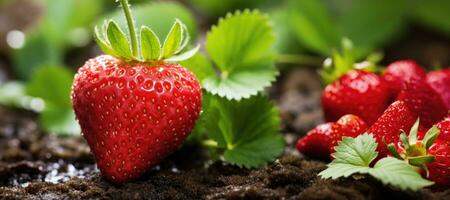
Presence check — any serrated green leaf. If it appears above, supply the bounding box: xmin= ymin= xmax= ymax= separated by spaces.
xmin=204 ymin=10 xmax=278 ymax=100
xmin=204 ymin=94 xmax=284 ymax=168
xmin=162 ymin=20 xmax=182 ymax=58
xmin=370 ymin=157 xmax=434 ymax=191
xmin=320 ymin=134 xmax=434 ymax=191
xmin=165 ymin=45 xmax=199 ymax=62
xmin=140 ymin=26 xmax=161 ymax=60
xmin=331 ymin=133 xmax=378 ymax=167
xmin=106 ymin=20 xmax=133 ymax=60
xmin=179 ymin=53 xmax=216 ymax=82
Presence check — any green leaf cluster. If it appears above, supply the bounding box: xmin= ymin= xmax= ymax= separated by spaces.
xmin=319 ymin=134 xmax=434 ymax=191
xmin=182 ymin=10 xmax=284 ymax=168
xmin=95 ymin=2 xmax=198 ymax=62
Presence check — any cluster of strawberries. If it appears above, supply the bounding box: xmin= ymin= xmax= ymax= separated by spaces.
xmin=296 ymin=60 xmax=450 ymax=186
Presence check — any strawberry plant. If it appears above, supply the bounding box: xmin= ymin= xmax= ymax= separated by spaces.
xmin=70 ymin=0 xmax=284 ymax=183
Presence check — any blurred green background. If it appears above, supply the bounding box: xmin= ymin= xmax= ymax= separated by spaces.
xmin=0 ymin=0 xmax=449 ymax=135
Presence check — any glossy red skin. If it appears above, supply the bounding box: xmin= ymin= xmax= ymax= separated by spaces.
xmin=426 ymin=140 xmax=450 ymax=187
xmin=72 ymin=55 xmax=202 ymax=183
xmin=296 ymin=123 xmax=336 ymax=160
xmin=382 ymin=60 xmax=426 ymax=99
xmin=321 ymin=70 xmax=390 ymax=126
xmin=436 ymin=117 xmax=450 ymax=142
xmin=397 ymin=77 xmax=447 ymax=128
xmin=329 ymin=114 xmax=368 ymax=154
xmin=427 ymin=69 xmax=450 ymax=110
xmin=367 ymin=101 xmax=418 ymax=158
xmin=296 ymin=115 xmax=367 ymax=160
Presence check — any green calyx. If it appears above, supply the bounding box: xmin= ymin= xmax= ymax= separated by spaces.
xmin=94 ymin=0 xmax=199 ymax=63
xmin=320 ymin=38 xmax=382 ymax=84
xmin=387 ymin=118 xmax=440 ymax=168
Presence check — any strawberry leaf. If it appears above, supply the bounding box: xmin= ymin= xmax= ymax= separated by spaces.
xmin=140 ymin=26 xmax=161 ymax=60
xmin=179 ymin=53 xmax=216 ymax=82
xmin=106 ymin=20 xmax=133 ymax=60
xmin=203 ymin=94 xmax=284 ymax=168
xmin=202 ymin=10 xmax=278 ymax=100
xmin=320 ymin=134 xmax=434 ymax=191
xmin=162 ymin=20 xmax=183 ymax=59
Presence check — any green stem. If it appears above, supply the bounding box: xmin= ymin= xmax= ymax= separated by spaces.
xmin=276 ymin=54 xmax=324 ymax=66
xmin=119 ymin=0 xmax=138 ymax=58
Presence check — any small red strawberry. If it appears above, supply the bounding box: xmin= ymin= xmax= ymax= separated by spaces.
xmin=427 ymin=69 xmax=450 ymax=109
xmin=321 ymin=70 xmax=390 ymax=125
xmin=296 ymin=114 xmax=367 ymax=160
xmin=296 ymin=123 xmax=336 ymax=160
xmin=329 ymin=114 xmax=368 ymax=154
xmin=367 ymin=101 xmax=418 ymax=158
xmin=436 ymin=117 xmax=450 ymax=142
xmin=72 ymin=0 xmax=201 ymax=183
xmin=382 ymin=60 xmax=426 ymax=98
xmin=387 ymin=120 xmax=450 ymax=187
xmin=397 ymin=77 xmax=447 ymax=128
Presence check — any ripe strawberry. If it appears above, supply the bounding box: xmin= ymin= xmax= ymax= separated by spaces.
xmin=72 ymin=1 xmax=201 ymax=183
xmin=296 ymin=123 xmax=336 ymax=160
xmin=329 ymin=114 xmax=368 ymax=154
xmin=427 ymin=69 xmax=450 ymax=109
xmin=321 ymin=70 xmax=390 ymax=125
xmin=382 ymin=60 xmax=426 ymax=98
xmin=436 ymin=117 xmax=450 ymax=142
xmin=397 ymin=77 xmax=447 ymax=128
xmin=387 ymin=120 xmax=450 ymax=187
xmin=367 ymin=101 xmax=417 ymax=158
xmin=296 ymin=114 xmax=367 ymax=160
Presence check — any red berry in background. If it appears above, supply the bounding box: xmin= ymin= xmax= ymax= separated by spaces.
xmin=397 ymin=77 xmax=447 ymax=128
xmin=71 ymin=0 xmax=202 ymax=184
xmin=296 ymin=123 xmax=336 ymax=160
xmin=367 ymin=101 xmax=417 ymax=158
xmin=436 ymin=117 xmax=450 ymax=142
xmin=296 ymin=114 xmax=367 ymax=160
xmin=72 ymin=56 xmax=201 ymax=183
xmin=426 ymin=140 xmax=450 ymax=187
xmin=427 ymin=69 xmax=450 ymax=109
xmin=382 ymin=60 xmax=426 ymax=99
xmin=329 ymin=114 xmax=368 ymax=154
xmin=321 ymin=70 xmax=390 ymax=126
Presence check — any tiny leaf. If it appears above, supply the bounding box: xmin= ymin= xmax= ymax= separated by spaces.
xmin=409 ymin=118 xmax=420 ymax=145
xmin=162 ymin=19 xmax=182 ymax=58
xmin=408 ymin=155 xmax=436 ymax=166
xmin=140 ymin=26 xmax=161 ymax=60
xmin=94 ymin=25 xmax=120 ymax=57
xmin=106 ymin=20 xmax=133 ymax=59
xmin=422 ymin=126 xmax=440 ymax=150
xmin=331 ymin=133 xmax=378 ymax=167
xmin=165 ymin=44 xmax=199 ymax=62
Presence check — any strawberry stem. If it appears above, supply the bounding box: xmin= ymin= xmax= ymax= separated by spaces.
xmin=119 ymin=0 xmax=138 ymax=58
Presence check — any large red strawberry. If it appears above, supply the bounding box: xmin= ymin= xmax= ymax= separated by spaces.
xmin=367 ymin=101 xmax=417 ymax=158
xmin=72 ymin=1 xmax=201 ymax=183
xmin=387 ymin=120 xmax=450 ymax=187
xmin=382 ymin=60 xmax=426 ymax=99
xmin=427 ymin=69 xmax=450 ymax=109
xmin=321 ymin=70 xmax=390 ymax=125
xmin=397 ymin=77 xmax=447 ymax=128
xmin=296 ymin=114 xmax=367 ymax=160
